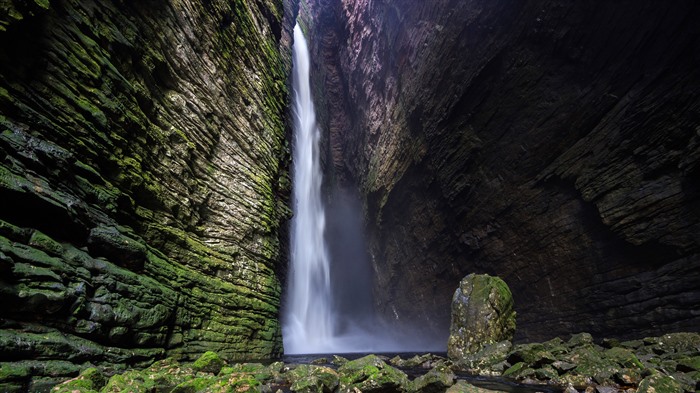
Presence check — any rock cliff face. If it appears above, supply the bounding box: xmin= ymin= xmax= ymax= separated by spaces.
xmin=0 ymin=0 xmax=295 ymax=389
xmin=303 ymin=0 xmax=700 ymax=342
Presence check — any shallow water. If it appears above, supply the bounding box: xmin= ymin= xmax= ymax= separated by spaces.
xmin=282 ymin=353 xmax=564 ymax=393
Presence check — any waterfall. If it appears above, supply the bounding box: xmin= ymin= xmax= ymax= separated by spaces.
xmin=283 ymin=23 xmax=445 ymax=355
xmin=283 ymin=24 xmax=334 ymax=354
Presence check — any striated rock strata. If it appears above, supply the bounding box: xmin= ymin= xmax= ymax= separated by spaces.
xmin=0 ymin=0 xmax=296 ymax=390
xmin=303 ymin=0 xmax=700 ymax=342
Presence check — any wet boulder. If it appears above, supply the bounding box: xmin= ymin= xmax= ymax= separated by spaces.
xmin=287 ymin=364 xmax=339 ymax=393
xmin=337 ymin=354 xmax=409 ymax=393
xmin=192 ymin=351 xmax=225 ymax=374
xmin=447 ymin=274 xmax=516 ymax=360
xmin=636 ymin=373 xmax=683 ymax=393
xmin=409 ymin=364 xmax=455 ymax=393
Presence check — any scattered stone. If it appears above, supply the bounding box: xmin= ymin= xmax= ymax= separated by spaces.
xmin=602 ymin=338 xmax=621 ymax=349
xmin=287 ymin=364 xmax=339 ymax=393
xmin=595 ymin=386 xmax=617 ymax=393
xmin=636 ymin=373 xmax=683 ymax=393
xmin=447 ymin=274 xmax=516 ymax=360
xmin=311 ymin=357 xmax=329 ymax=365
xmin=43 ymin=332 xmax=700 ymax=393
xmin=445 ymin=380 xmax=507 ymax=393
xmin=676 ymin=356 xmax=700 ymax=372
xmin=390 ymin=353 xmax=434 ymax=368
xmin=563 ymin=383 xmax=578 ymax=393
xmin=553 ymin=360 xmax=577 ymax=373
xmin=534 ymin=365 xmax=558 ymax=380
xmin=409 ymin=365 xmax=455 ymax=393
xmin=331 ymin=355 xmax=349 ymax=366
xmin=337 ymin=354 xmax=409 ymax=393
xmin=507 ymin=342 xmax=556 ymax=368
xmin=568 ymin=332 xmax=595 ymax=347
xmin=50 ymin=367 xmax=104 ymax=393
xmin=192 ymin=351 xmax=225 ymax=374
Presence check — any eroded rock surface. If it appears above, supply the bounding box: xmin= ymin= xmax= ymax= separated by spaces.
xmin=447 ymin=274 xmax=516 ymax=360
xmin=302 ymin=0 xmax=700 ymax=341
xmin=0 ymin=0 xmax=296 ymax=389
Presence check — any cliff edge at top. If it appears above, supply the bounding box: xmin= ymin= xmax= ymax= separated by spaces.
xmin=304 ymin=0 xmax=700 ymax=342
xmin=0 ymin=0 xmax=296 ymax=390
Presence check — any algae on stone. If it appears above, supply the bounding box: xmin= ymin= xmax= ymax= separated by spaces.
xmin=447 ymin=274 xmax=516 ymax=360
xmin=0 ymin=0 xmax=295 ymax=386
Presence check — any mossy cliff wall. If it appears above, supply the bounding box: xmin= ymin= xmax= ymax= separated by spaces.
xmin=304 ymin=0 xmax=700 ymax=342
xmin=0 ymin=0 xmax=296 ymax=389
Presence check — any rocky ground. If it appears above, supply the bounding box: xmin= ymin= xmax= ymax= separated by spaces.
xmin=46 ymin=332 xmax=699 ymax=393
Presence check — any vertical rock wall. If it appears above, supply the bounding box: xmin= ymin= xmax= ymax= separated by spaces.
xmin=304 ymin=0 xmax=700 ymax=342
xmin=0 ymin=0 xmax=296 ymax=389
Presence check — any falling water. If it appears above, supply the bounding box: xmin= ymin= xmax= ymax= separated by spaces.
xmin=284 ymin=24 xmax=446 ymax=354
xmin=284 ymin=24 xmax=334 ymax=354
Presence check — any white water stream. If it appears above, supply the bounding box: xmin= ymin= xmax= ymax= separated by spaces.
xmin=283 ymin=23 xmax=445 ymax=355
xmin=283 ymin=24 xmax=334 ymax=354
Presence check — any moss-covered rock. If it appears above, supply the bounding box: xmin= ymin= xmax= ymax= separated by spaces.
xmin=448 ymin=274 xmax=516 ymax=360
xmin=636 ymin=373 xmax=683 ymax=393
xmin=454 ymin=340 xmax=512 ymax=375
xmin=287 ymin=364 xmax=340 ymax=393
xmin=409 ymin=365 xmax=455 ymax=393
xmin=337 ymin=354 xmax=409 ymax=393
xmin=50 ymin=367 xmax=104 ymax=393
xmin=445 ymin=380 xmax=507 ymax=393
xmin=192 ymin=351 xmax=225 ymax=375
xmin=507 ymin=343 xmax=556 ymax=368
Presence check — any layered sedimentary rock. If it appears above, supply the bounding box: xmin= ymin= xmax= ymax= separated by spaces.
xmin=0 ymin=0 xmax=295 ymax=389
xmin=303 ymin=0 xmax=700 ymax=342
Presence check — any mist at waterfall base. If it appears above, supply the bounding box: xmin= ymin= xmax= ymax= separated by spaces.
xmin=283 ymin=24 xmax=445 ymax=355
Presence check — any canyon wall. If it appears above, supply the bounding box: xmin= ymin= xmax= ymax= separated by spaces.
xmin=0 ymin=0 xmax=295 ymax=390
xmin=304 ymin=0 xmax=700 ymax=342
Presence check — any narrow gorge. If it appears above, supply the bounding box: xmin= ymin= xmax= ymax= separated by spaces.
xmin=1 ymin=0 xmax=699 ymax=392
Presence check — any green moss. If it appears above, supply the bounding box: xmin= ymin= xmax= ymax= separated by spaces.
xmin=171 ymin=376 xmax=217 ymax=393
xmin=0 ymin=0 xmax=289 ymax=378
xmin=604 ymin=347 xmax=644 ymax=369
xmin=28 ymin=230 xmax=63 ymax=256
xmin=288 ymin=364 xmax=339 ymax=393
xmin=0 ymin=219 xmax=30 ymax=242
xmin=192 ymin=351 xmax=225 ymax=374
xmin=102 ymin=370 xmax=149 ymax=393
xmin=0 ymin=363 xmax=31 ymax=381
xmin=503 ymin=362 xmax=526 ymax=378
xmin=34 ymin=0 xmax=50 ymax=11
xmin=637 ymin=373 xmax=683 ymax=393
xmin=410 ymin=366 xmax=455 ymax=393
xmin=51 ymin=367 xmax=104 ymax=393
xmin=338 ymin=355 xmax=409 ymax=392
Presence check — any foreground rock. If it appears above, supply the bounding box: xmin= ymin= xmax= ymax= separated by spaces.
xmin=447 ymin=274 xmax=516 ymax=369
xmin=50 ymin=353 xmax=491 ymax=393
xmin=48 ymin=333 xmax=700 ymax=393
xmin=456 ymin=332 xmax=700 ymax=393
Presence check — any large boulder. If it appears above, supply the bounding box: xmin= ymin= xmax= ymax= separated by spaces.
xmin=447 ymin=274 xmax=516 ymax=360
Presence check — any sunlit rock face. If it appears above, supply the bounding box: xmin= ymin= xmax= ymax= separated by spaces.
xmin=0 ymin=0 xmax=295 ymax=388
xmin=303 ymin=0 xmax=700 ymax=342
